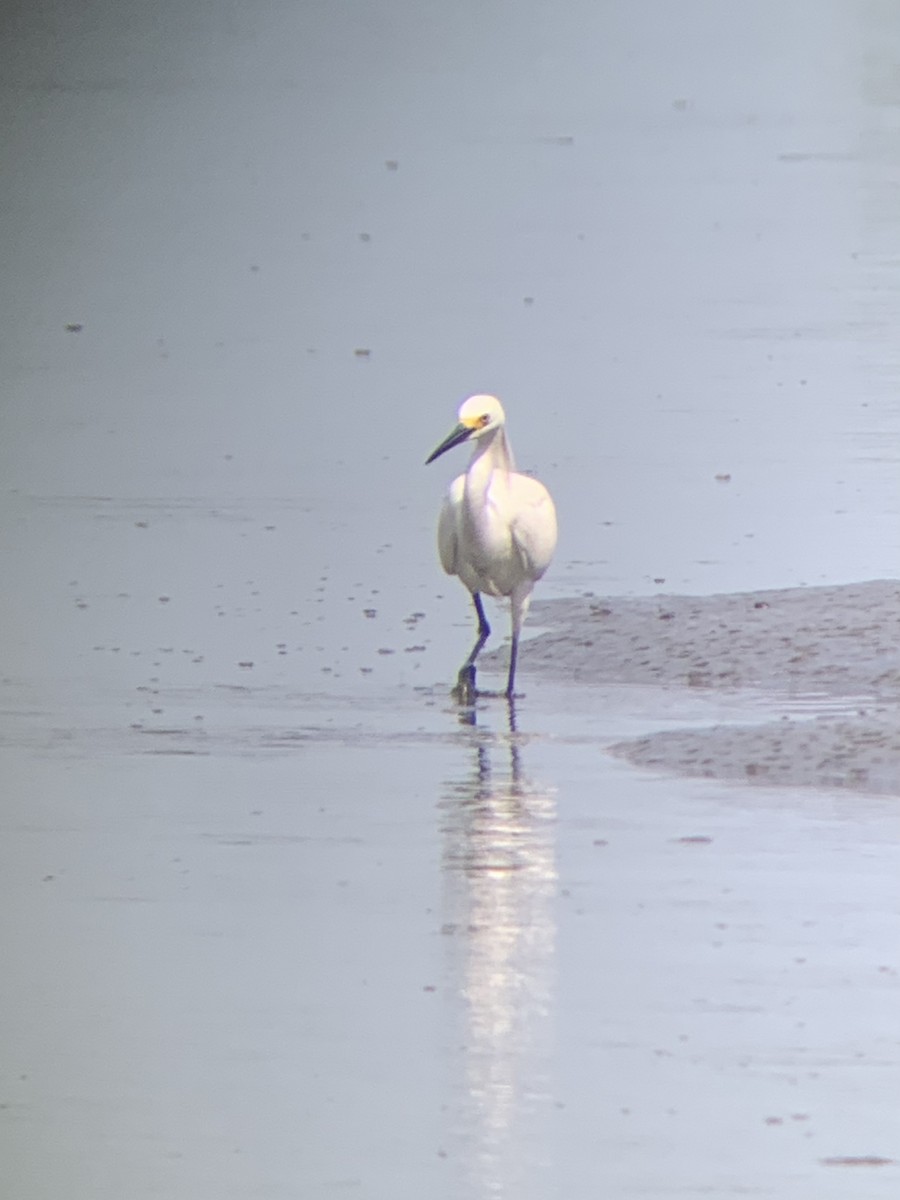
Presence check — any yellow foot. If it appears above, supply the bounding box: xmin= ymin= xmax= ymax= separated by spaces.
xmin=453 ymin=665 xmax=477 ymax=706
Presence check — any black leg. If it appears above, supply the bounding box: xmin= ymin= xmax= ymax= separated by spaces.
xmin=454 ymin=593 xmax=490 ymax=704
xmin=505 ymin=631 xmax=519 ymax=699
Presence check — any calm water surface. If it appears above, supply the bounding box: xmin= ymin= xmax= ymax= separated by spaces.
xmin=2 ymin=2 xmax=899 ymax=1196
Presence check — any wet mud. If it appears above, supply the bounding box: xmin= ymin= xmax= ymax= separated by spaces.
xmin=508 ymin=580 xmax=900 ymax=794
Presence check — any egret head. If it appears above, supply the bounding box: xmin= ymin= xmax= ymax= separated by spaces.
xmin=426 ymin=394 xmax=506 ymax=464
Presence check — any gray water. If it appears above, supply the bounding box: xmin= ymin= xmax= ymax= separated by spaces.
xmin=2 ymin=2 xmax=899 ymax=1196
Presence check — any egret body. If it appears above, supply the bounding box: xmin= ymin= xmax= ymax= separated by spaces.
xmin=426 ymin=394 xmax=557 ymax=703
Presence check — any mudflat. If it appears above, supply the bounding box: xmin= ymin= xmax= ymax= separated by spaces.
xmin=517 ymin=581 xmax=900 ymax=794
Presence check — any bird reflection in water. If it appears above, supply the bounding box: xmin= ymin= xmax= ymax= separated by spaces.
xmin=439 ymin=699 xmax=557 ymax=1198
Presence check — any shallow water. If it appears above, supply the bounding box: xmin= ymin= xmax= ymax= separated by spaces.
xmin=2 ymin=1 xmax=900 ymax=1196
xmin=4 ymin=668 xmax=900 ymax=1198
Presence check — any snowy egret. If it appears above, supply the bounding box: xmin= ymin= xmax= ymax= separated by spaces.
xmin=426 ymin=394 xmax=557 ymax=703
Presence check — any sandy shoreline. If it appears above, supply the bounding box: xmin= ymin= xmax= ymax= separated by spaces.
xmin=508 ymin=581 xmax=900 ymax=795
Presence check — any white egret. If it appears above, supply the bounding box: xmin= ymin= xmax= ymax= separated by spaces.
xmin=426 ymin=394 xmax=557 ymax=703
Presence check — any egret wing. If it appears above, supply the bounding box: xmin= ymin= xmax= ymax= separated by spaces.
xmin=436 ymin=475 xmax=465 ymax=577
xmin=509 ymin=476 xmax=557 ymax=580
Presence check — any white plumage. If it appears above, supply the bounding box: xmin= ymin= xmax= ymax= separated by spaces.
xmin=427 ymin=394 xmax=557 ymax=702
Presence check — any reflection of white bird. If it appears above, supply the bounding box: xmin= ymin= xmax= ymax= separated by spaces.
xmin=426 ymin=394 xmax=557 ymax=703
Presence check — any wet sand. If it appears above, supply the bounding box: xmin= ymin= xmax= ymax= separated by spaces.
xmin=504 ymin=581 xmax=900 ymax=794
